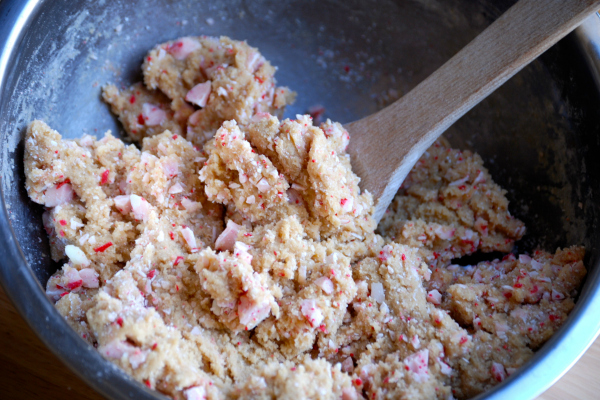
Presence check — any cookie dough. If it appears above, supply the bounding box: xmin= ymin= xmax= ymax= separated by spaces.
xmin=24 ymin=36 xmax=586 ymax=400
xmin=103 ymin=36 xmax=296 ymax=146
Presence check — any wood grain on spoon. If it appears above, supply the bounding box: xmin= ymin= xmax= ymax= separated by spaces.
xmin=346 ymin=0 xmax=600 ymax=222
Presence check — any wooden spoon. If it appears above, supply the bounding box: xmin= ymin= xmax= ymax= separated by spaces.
xmin=346 ymin=0 xmax=600 ymax=222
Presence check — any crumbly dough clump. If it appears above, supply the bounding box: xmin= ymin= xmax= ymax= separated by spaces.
xmin=25 ymin=36 xmax=586 ymax=400
xmin=103 ymin=36 xmax=296 ymax=146
xmin=378 ymin=138 xmax=526 ymax=267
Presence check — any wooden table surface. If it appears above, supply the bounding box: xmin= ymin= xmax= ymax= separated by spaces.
xmin=0 ymin=285 xmax=597 ymax=400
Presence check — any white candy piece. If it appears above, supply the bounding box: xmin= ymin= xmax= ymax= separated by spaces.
xmin=217 ymin=86 xmax=228 ymax=97
xmin=552 ymin=289 xmax=565 ymax=300
xmin=130 ymin=194 xmax=151 ymax=221
xmin=378 ymin=245 xmax=393 ymax=262
xmin=65 ymin=245 xmax=90 ymax=267
xmin=98 ymin=340 xmax=133 ymax=359
xmin=411 ymin=335 xmax=421 ymax=349
xmin=191 ymin=326 xmax=202 ymax=335
xmin=371 ymin=282 xmax=385 ymax=303
xmin=473 ymin=170 xmax=486 ymax=184
xmin=79 ymin=268 xmax=99 ymax=288
xmin=426 ymin=289 xmax=442 ymax=305
xmin=439 ymin=359 xmax=452 ymax=376
xmin=341 ymin=388 xmax=358 ymax=400
xmin=531 ymin=259 xmax=544 ymax=270
xmin=79 ymin=135 xmax=94 ymax=147
xmin=46 ymin=276 xmax=67 ymax=302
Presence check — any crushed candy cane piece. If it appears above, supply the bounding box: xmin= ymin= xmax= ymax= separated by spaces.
xmin=552 ymin=289 xmax=565 ymax=300
xmin=180 ymin=227 xmax=198 ymax=252
xmin=238 ymin=294 xmax=271 ymax=329
xmin=130 ymin=194 xmax=151 ymax=221
xmin=128 ymin=349 xmax=149 ymax=369
xmin=491 ymin=362 xmax=506 ymax=382
xmin=301 ymin=299 xmax=324 ymax=327
xmin=181 ymin=198 xmax=202 ymax=212
xmin=341 ymin=357 xmax=354 ymax=373
xmin=186 ymin=81 xmax=212 ymax=107
xmin=167 ymin=37 xmax=200 ymax=60
xmin=371 ymin=282 xmax=385 ymax=303
xmin=434 ymin=225 xmax=456 ymax=240
xmin=168 ymin=182 xmax=184 ymax=194
xmin=251 ymin=112 xmax=271 ymax=122
xmin=449 ymin=176 xmax=469 ymax=186
xmin=439 ymin=359 xmax=452 ymax=375
xmin=65 ymin=245 xmax=90 ymax=267
xmin=404 ymin=349 xmax=430 ymax=382
xmin=188 ymin=109 xmax=203 ymax=126
xmin=79 ymin=268 xmax=99 ymax=288
xmin=215 ymin=220 xmax=240 ymax=251
xmin=44 ymin=183 xmax=74 ymax=207
xmin=94 ymin=242 xmax=113 ymax=253
xmin=141 ymin=103 xmax=166 ymax=126
xmin=314 ymin=277 xmax=334 ymax=294
xmin=64 ymin=267 xmax=83 ymax=290
xmin=256 ymin=177 xmax=270 ymax=193
xmin=341 ymin=196 xmax=354 ymax=213
xmin=519 ymin=254 xmax=532 ymax=264
xmin=246 ymin=51 xmax=265 ymax=72
xmin=114 ymin=195 xmax=132 ymax=214
xmin=234 ymin=241 xmax=253 ymax=264
xmin=426 ymin=289 xmax=442 ymax=305
xmin=184 ymin=386 xmax=207 ymax=400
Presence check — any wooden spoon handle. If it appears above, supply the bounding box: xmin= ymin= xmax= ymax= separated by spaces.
xmin=346 ymin=0 xmax=600 ymax=222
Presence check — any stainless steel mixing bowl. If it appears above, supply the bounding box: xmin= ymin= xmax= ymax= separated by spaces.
xmin=1 ymin=1 xmax=599 ymax=399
